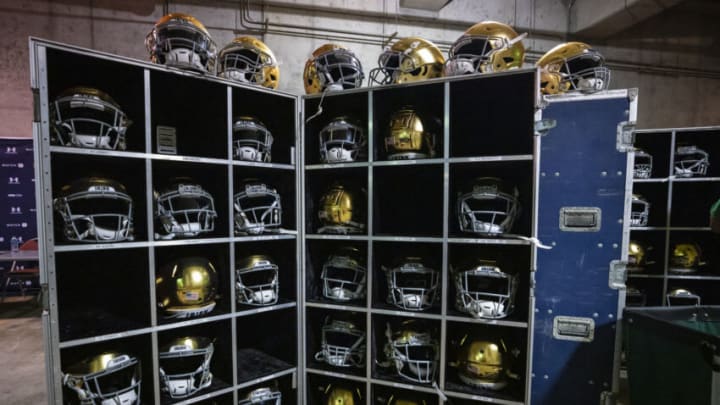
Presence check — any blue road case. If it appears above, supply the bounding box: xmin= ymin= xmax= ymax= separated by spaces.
xmin=531 ymin=90 xmax=637 ymax=404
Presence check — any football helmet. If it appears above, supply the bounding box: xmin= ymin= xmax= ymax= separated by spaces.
xmin=156 ymin=257 xmax=218 ymax=319
xmin=444 ymin=21 xmax=526 ymax=76
xmin=383 ymin=320 xmax=439 ymax=383
xmin=627 ymin=240 xmax=652 ymax=272
xmin=385 ymin=107 xmax=436 ymax=160
xmin=454 ymin=337 xmax=509 ymax=390
xmin=234 ymin=180 xmax=282 ymax=235
xmin=155 ymin=178 xmax=217 ymax=240
xmin=159 ymin=336 xmax=214 ymax=399
xmin=319 ymin=117 xmax=366 ymax=163
xmin=54 ymin=177 xmax=134 ymax=243
xmin=630 ymin=194 xmax=650 ymax=227
xmin=669 ymin=243 xmax=705 ymax=274
xmin=321 ymin=247 xmax=367 ymax=302
xmin=314 ymin=317 xmax=366 ymax=368
xmin=386 ymin=395 xmax=427 ymax=405
xmin=233 ymin=116 xmax=274 ymax=162
xmin=145 ymin=12 xmax=216 ymax=72
xmin=236 ymin=255 xmax=279 ymax=306
xmin=536 ymin=42 xmax=610 ymax=95
xmin=317 ymin=183 xmax=365 ymax=234
xmin=304 ymin=43 xmax=364 ymax=94
xmin=369 ymin=37 xmax=444 ymax=86
xmin=666 ymin=288 xmax=701 ymax=306
xmin=457 ymin=177 xmax=520 ymax=235
xmin=453 ymin=260 xmax=517 ymax=319
xmin=63 ymin=352 xmax=141 ymax=405
xmin=674 ymin=145 xmax=709 ymax=177
xmin=239 ymin=384 xmax=282 ymax=405
xmin=217 ymin=36 xmax=279 ymax=89
xmin=322 ymin=384 xmax=362 ymax=405
xmin=50 ymin=87 xmax=131 ymax=150
xmin=633 ymin=149 xmax=653 ymax=179
xmin=383 ymin=257 xmax=439 ymax=311
xmin=625 ymin=285 xmax=647 ymax=307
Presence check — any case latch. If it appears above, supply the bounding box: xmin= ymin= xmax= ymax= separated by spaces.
xmin=553 ymin=316 xmax=595 ymax=342
xmin=559 ymin=207 xmax=601 ymax=232
xmin=534 ymin=118 xmax=556 ymax=137
xmin=616 ymin=121 xmax=636 ymax=152
xmin=609 ymin=260 xmax=627 ymax=290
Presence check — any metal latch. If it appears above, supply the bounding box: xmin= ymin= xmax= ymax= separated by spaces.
xmin=609 ymin=260 xmax=627 ymax=290
xmin=559 ymin=207 xmax=601 ymax=232
xmin=534 ymin=118 xmax=557 ymax=137
xmin=616 ymin=121 xmax=636 ymax=152
xmin=553 ymin=316 xmax=595 ymax=342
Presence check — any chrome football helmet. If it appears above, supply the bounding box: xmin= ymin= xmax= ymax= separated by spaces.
xmin=453 ymin=260 xmax=517 ymax=319
xmin=369 ymin=37 xmax=445 ymax=86
xmin=444 ymin=21 xmax=526 ymax=76
xmin=458 ymin=177 xmax=520 ymax=235
xmin=633 ymin=149 xmax=653 ymax=179
xmin=317 ymin=183 xmax=365 ymax=234
xmin=303 ymin=43 xmax=364 ymax=94
xmin=156 ymin=257 xmax=218 ymax=319
xmin=321 ymin=247 xmax=366 ymax=302
xmin=236 ymin=255 xmax=279 ymax=306
xmin=155 ymin=179 xmax=217 ymax=240
xmin=234 ymin=180 xmax=282 ymax=235
xmin=630 ymin=194 xmax=650 ymax=227
xmin=319 ymin=117 xmax=366 ymax=163
xmin=314 ymin=317 xmax=366 ymax=368
xmin=383 ymin=257 xmax=439 ymax=311
xmin=233 ymin=116 xmax=274 ymax=162
xmin=383 ymin=321 xmax=439 ymax=383
xmin=666 ymin=288 xmax=701 ymax=306
xmin=50 ymin=87 xmax=131 ymax=150
xmin=145 ymin=12 xmax=217 ymax=72
xmin=536 ymin=42 xmax=610 ymax=95
xmin=54 ymin=177 xmax=134 ymax=243
xmin=63 ymin=352 xmax=141 ymax=405
xmin=217 ymin=36 xmax=279 ymax=89
xmin=159 ymin=336 xmax=214 ymax=399
xmin=239 ymin=384 xmax=282 ymax=405
xmin=674 ymin=145 xmax=709 ymax=177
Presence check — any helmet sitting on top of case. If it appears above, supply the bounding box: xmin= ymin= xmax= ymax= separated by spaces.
xmin=303 ymin=43 xmax=364 ymax=94
xmin=536 ymin=42 xmax=610 ymax=95
xmin=62 ymin=351 xmax=142 ymax=405
xmin=145 ymin=13 xmax=217 ymax=73
xmin=217 ymin=36 xmax=279 ymax=89
xmin=53 ymin=177 xmax=135 ymax=243
xmin=159 ymin=336 xmax=214 ymax=399
xmin=50 ymin=87 xmax=132 ymax=151
xmin=444 ymin=21 xmax=526 ymax=76
xmin=369 ymin=37 xmax=445 ymax=86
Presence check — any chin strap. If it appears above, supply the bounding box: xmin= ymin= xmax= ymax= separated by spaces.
xmin=305 ymin=88 xmax=330 ymax=124
xmin=432 ymin=381 xmax=448 ymax=402
xmin=507 ymin=234 xmax=553 ymax=250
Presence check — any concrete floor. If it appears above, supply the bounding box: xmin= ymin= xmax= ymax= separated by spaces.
xmin=0 ymin=297 xmax=47 ymax=404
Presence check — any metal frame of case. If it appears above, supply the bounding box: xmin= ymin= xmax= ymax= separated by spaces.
xmin=30 ymin=38 xmax=303 ymax=405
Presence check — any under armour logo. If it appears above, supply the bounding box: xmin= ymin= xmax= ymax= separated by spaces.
xmin=8 ymin=177 xmax=19 ymax=184
xmin=5 ymin=146 xmax=17 ymax=154
xmin=10 ymin=207 xmax=22 ymax=214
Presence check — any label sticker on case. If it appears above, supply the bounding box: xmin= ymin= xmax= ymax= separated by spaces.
xmin=156 ymin=126 xmax=177 ymax=155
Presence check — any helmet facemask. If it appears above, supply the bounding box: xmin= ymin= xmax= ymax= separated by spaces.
xmin=63 ymin=353 xmax=142 ymax=405
xmin=236 ymin=258 xmax=279 ymax=306
xmin=233 ymin=118 xmax=274 ymax=162
xmin=555 ymin=49 xmax=610 ymax=94
xmin=384 ymin=261 xmax=439 ymax=311
xmin=319 ymin=119 xmax=366 ymax=163
xmin=314 ymin=319 xmax=366 ymax=367
xmin=385 ymin=324 xmax=438 ymax=383
xmin=312 ymin=49 xmax=364 ymax=91
xmin=630 ymin=195 xmax=650 ymax=227
xmin=321 ymin=254 xmax=366 ymax=302
xmin=145 ymin=17 xmax=216 ymax=72
xmin=625 ymin=286 xmax=647 ymax=307
xmin=54 ymin=184 xmax=134 ymax=243
xmin=219 ymin=47 xmax=274 ymax=84
xmin=458 ymin=182 xmax=520 ymax=235
xmin=633 ymin=149 xmax=653 ymax=179
xmin=445 ymin=34 xmax=525 ymax=76
xmin=454 ymin=265 xmax=517 ymax=319
xmin=234 ymin=183 xmax=282 ymax=235
xmin=155 ymin=183 xmax=217 ymax=239
xmin=159 ymin=339 xmax=214 ymax=399
xmin=51 ymin=91 xmax=129 ymax=150
xmin=239 ymin=386 xmax=282 ymax=405
xmin=674 ymin=145 xmax=709 ymax=177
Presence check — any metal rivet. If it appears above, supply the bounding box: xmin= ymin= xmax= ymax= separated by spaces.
xmin=598 ymin=243 xmax=603 ymax=248
xmin=617 ymin=171 xmax=623 ymax=176
xmin=601 ymin=171 xmax=607 ymax=176
xmin=544 ymin=375 xmax=549 ymax=380
xmin=593 ymin=312 xmax=599 ymax=318
xmin=554 ymin=172 xmax=560 ymax=177
xmin=618 ymin=218 xmax=623 ymax=224
xmin=612 ymin=243 xmax=618 ymax=249
xmin=609 ymin=314 xmax=614 ymax=319
xmin=547 ymin=309 xmax=553 ymax=314
xmin=541 ymin=172 xmax=546 ymax=176
xmin=551 ymin=241 xmax=557 ymax=246
xmin=589 ymin=380 xmax=595 ymax=385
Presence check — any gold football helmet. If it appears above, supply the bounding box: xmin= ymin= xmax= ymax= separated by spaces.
xmin=159 ymin=336 xmax=214 ymax=398
xmin=387 ymin=395 xmax=427 ymax=405
xmin=156 ymin=257 xmax=218 ymax=319
xmin=217 ymin=36 xmax=279 ymax=89
xmin=669 ymin=243 xmax=704 ymax=274
xmin=536 ymin=42 xmax=610 ymax=95
xmin=627 ymin=240 xmax=651 ymax=272
xmin=304 ymin=43 xmax=364 ymax=94
xmin=454 ymin=337 xmax=510 ymax=390
xmin=369 ymin=37 xmax=445 ymax=85
xmin=445 ymin=21 xmax=526 ymax=76
xmin=236 ymin=254 xmax=279 ymax=306
xmin=63 ymin=352 xmax=141 ymax=404
xmin=385 ymin=107 xmax=436 ymax=160
xmin=317 ymin=183 xmax=365 ymax=234
xmin=322 ymin=384 xmax=362 ymax=405
xmin=145 ymin=12 xmax=217 ymax=72
xmin=383 ymin=320 xmax=439 ymax=383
